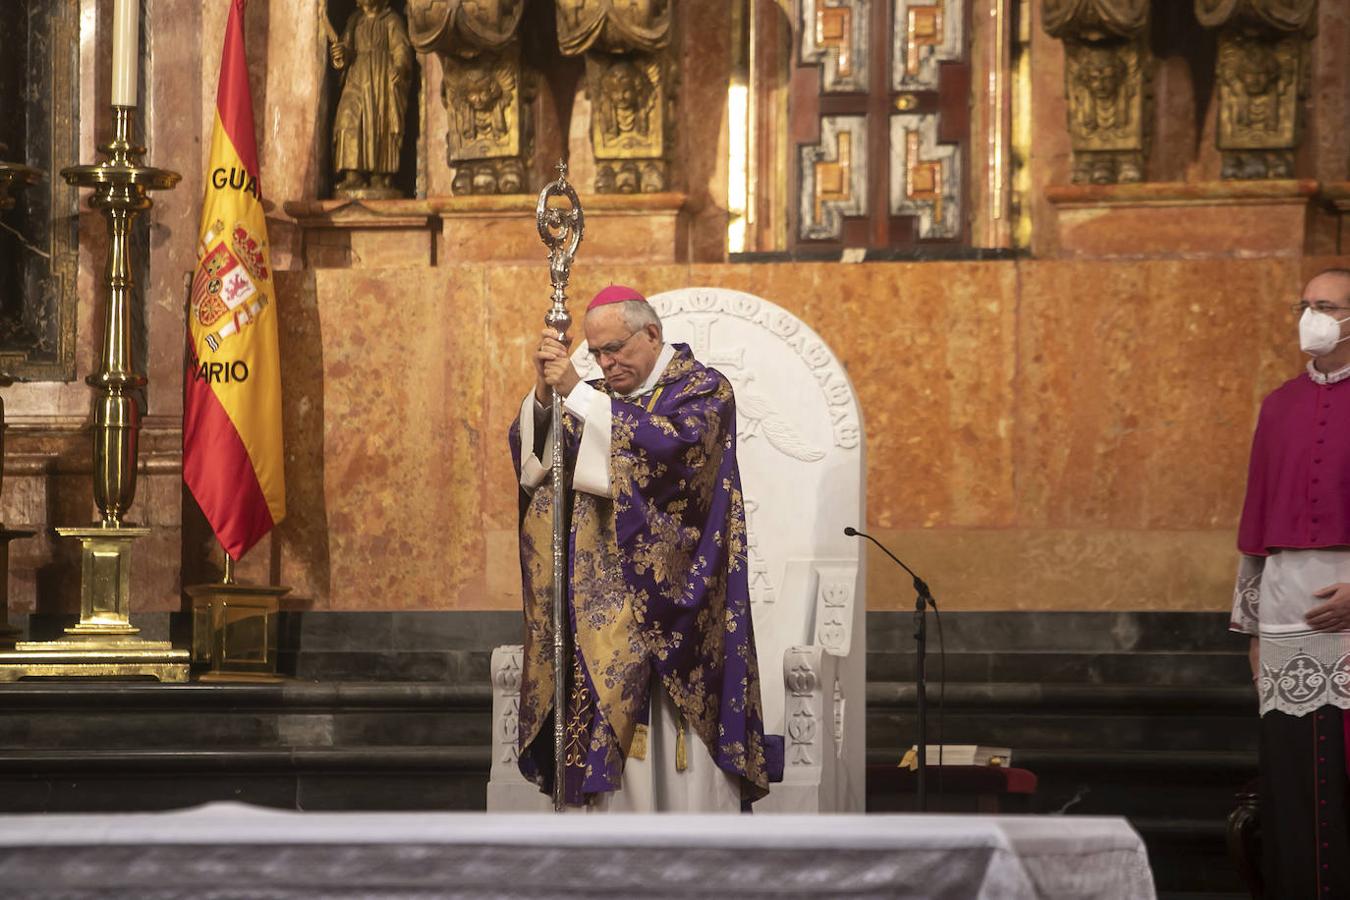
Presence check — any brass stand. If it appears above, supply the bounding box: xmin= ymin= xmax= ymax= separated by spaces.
xmin=188 ymin=559 xmax=289 ymax=683
xmin=0 ymin=105 xmax=187 ymax=681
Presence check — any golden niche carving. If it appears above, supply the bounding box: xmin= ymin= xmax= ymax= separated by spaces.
xmin=326 ymin=0 xmax=416 ymax=199
xmin=557 ymin=0 xmax=675 ymax=193
xmin=408 ymin=0 xmax=533 ymax=194
xmin=1042 ymin=0 xmax=1150 ymax=185
xmin=1196 ymin=0 xmax=1316 ymax=180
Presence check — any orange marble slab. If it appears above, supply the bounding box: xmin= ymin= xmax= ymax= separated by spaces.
xmin=1014 ymin=257 xmax=1302 ymax=531
xmin=1047 ymin=181 xmax=1326 ymax=259
xmin=284 ymin=195 xmax=691 ymax=268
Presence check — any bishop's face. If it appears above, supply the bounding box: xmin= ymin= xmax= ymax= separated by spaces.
xmin=584 ymin=305 xmax=662 ymax=396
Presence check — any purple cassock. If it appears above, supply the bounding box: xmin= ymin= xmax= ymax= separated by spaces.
xmin=509 ymin=344 xmax=777 ymax=806
xmin=1238 ymin=371 xmax=1350 ymax=555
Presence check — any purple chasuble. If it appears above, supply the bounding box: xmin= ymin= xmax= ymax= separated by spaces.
xmin=508 ymin=344 xmax=773 ymax=805
xmin=1238 ymin=372 xmax=1350 ymax=555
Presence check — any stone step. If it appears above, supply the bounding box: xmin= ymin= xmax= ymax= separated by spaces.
xmin=866 ymin=611 xmax=1239 ymax=654
xmin=869 ymin=710 xmax=1257 ymax=754
xmin=0 ymin=682 xmax=491 ymax=710
xmin=0 ymin=747 xmax=491 ymax=813
xmin=0 ymin=682 xmax=493 ymax=751
xmin=867 ymin=681 xmax=1259 ymax=753
xmin=867 ymin=649 xmax=1248 ymax=685
xmin=867 ymin=681 xmax=1256 ymax=712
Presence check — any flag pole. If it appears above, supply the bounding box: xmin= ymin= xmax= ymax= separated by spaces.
xmin=535 ymin=161 xmax=584 ymax=812
xmin=182 ymin=0 xmax=289 ymax=683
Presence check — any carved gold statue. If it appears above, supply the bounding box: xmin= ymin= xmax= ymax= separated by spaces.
xmin=1197 ymin=0 xmax=1316 ymax=180
xmin=557 ymin=0 xmax=674 ymax=193
xmin=408 ymin=0 xmax=532 ymax=195
xmin=1042 ymin=0 xmax=1150 ymax=184
xmin=327 ymin=0 xmax=415 ymax=199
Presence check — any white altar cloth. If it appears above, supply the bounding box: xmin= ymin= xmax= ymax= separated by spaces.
xmin=0 ymin=803 xmax=1155 ymax=899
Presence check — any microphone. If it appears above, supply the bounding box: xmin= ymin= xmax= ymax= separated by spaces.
xmin=844 ymin=526 xmax=932 ymax=604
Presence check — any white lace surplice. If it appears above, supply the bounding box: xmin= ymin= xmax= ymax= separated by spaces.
xmin=1231 ymin=549 xmax=1350 ymax=717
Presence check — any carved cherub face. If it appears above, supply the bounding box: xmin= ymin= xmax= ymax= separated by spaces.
xmin=1237 ymin=46 xmax=1280 ymax=96
xmin=602 ymin=63 xmax=645 ymax=112
xmin=464 ymin=71 xmax=501 ymax=111
xmin=1078 ymin=48 xmax=1125 ymax=100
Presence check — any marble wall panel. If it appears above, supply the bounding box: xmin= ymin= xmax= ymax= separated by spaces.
xmin=269 ymin=267 xmax=488 ymax=610
xmin=704 ymin=262 xmax=1020 ymax=529
xmin=864 ymin=527 xmax=1237 ymax=611
xmin=1015 ymin=257 xmax=1301 ymax=531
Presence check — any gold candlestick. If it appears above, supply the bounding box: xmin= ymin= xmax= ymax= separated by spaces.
xmin=0 ymin=106 xmax=188 ymax=681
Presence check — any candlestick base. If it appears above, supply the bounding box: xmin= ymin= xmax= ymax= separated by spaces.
xmin=0 ymin=526 xmax=188 ymax=682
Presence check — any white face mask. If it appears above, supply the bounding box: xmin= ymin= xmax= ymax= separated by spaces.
xmin=1299 ymin=307 xmax=1350 ymax=357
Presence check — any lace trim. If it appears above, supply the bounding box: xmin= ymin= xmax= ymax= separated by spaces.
xmin=1258 ymin=631 xmax=1350 ymax=716
xmin=1306 ymin=360 xmax=1350 ymax=385
xmin=1232 ymin=570 xmax=1261 ymax=634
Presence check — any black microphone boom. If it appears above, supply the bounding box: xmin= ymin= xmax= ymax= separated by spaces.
xmin=844 ymin=526 xmax=932 ymax=604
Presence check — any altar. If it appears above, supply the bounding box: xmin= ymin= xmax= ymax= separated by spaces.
xmin=0 ymin=803 xmax=1155 ymax=899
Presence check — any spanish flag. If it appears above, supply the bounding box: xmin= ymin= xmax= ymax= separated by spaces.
xmin=184 ymin=0 xmax=285 ymax=560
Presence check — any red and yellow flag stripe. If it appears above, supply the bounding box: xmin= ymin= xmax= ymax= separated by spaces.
xmin=183 ymin=0 xmax=285 ymax=559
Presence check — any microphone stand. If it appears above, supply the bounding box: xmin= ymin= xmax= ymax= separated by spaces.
xmin=912 ymin=576 xmax=930 ymax=812
xmin=845 ymin=527 xmax=936 ymax=812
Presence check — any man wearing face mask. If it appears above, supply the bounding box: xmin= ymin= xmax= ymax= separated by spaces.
xmin=1231 ymin=267 xmax=1350 ymax=896
xmin=507 ymin=285 xmax=776 ymax=812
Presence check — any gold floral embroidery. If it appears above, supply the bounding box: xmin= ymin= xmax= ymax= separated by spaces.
xmin=565 ymin=652 xmax=592 ymax=768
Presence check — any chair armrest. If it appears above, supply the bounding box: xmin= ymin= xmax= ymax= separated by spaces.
xmin=489 ymin=644 xmax=525 ymax=780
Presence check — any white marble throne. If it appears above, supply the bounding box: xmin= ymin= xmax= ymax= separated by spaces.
xmin=487 ymin=288 xmax=866 ymax=813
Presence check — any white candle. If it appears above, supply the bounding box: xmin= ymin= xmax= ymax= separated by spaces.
xmin=111 ymin=0 xmax=139 ymax=107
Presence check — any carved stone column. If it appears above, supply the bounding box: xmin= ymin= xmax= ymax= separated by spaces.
xmin=1195 ymin=0 xmax=1317 ymax=180
xmin=556 ymin=0 xmax=675 ymax=194
xmin=1042 ymin=0 xmax=1151 ymax=184
xmin=407 ymin=0 xmax=534 ymax=194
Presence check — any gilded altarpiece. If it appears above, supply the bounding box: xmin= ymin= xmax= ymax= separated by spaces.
xmin=790 ymin=0 xmax=969 ymax=250
xmin=1041 ymin=0 xmax=1150 ymax=185
xmin=408 ymin=0 xmax=535 ymax=194
xmin=1195 ymin=0 xmax=1316 ymax=180
xmin=558 ymin=0 xmax=676 ymax=194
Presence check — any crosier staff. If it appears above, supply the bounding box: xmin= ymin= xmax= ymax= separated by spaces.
xmin=535 ymin=161 xmax=584 ymax=812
